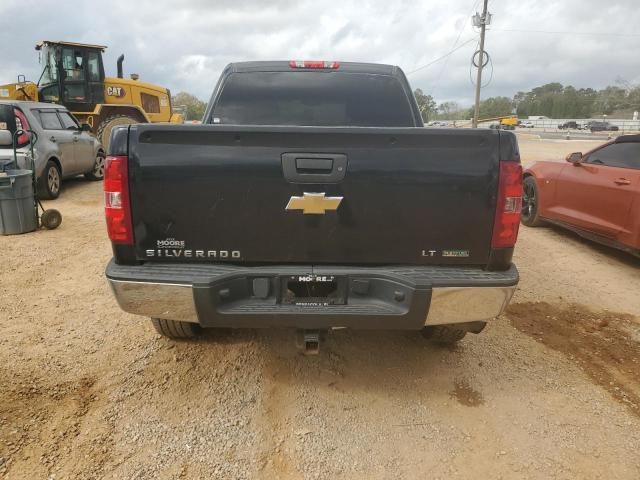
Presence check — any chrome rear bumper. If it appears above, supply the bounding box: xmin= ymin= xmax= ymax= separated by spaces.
xmin=107 ymin=261 xmax=518 ymax=329
xmin=425 ymin=286 xmax=515 ymax=326
xmin=109 ymin=280 xmax=198 ymax=322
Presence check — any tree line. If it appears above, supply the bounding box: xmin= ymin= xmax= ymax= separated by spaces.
xmin=414 ymin=81 xmax=640 ymax=122
xmin=173 ymin=83 xmax=640 ymax=124
xmin=171 ymin=92 xmax=208 ymax=121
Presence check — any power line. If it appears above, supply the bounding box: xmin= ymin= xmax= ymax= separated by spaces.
xmin=490 ymin=28 xmax=640 ymax=37
xmin=406 ymin=38 xmax=477 ymax=75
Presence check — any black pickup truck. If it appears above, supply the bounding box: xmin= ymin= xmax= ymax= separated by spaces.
xmin=104 ymin=60 xmax=521 ymax=350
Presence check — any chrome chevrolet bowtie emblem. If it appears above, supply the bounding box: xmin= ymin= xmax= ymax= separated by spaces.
xmin=285 ymin=192 xmax=343 ymax=215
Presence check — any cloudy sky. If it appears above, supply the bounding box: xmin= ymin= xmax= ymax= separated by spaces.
xmin=1 ymin=0 xmax=638 ymax=106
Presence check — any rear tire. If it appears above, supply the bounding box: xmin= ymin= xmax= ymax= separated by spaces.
xmin=96 ymin=115 xmax=139 ymax=152
xmin=521 ymin=176 xmax=544 ymax=227
xmin=39 ymin=160 xmax=61 ymax=200
xmin=85 ymin=151 xmax=105 ymax=181
xmin=421 ymin=325 xmax=467 ymax=345
xmin=151 ymin=318 xmax=201 ymax=339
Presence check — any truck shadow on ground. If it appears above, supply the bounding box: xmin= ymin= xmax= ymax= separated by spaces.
xmin=193 ymin=327 xmax=470 ymax=398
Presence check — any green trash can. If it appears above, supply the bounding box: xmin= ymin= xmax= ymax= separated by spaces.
xmin=0 ymin=169 xmax=37 ymax=235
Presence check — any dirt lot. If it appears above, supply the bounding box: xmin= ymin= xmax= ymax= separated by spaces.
xmin=1 ymin=135 xmax=639 ymax=479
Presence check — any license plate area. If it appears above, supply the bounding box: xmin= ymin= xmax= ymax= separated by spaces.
xmin=280 ymin=275 xmax=347 ymax=306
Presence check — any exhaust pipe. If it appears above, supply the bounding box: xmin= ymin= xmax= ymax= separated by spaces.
xmin=117 ymin=54 xmax=124 ymax=78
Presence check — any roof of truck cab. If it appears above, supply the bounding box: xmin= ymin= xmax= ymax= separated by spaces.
xmin=228 ymin=61 xmax=399 ymax=75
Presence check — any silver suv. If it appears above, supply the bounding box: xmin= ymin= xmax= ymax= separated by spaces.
xmin=0 ymin=100 xmax=105 ymax=199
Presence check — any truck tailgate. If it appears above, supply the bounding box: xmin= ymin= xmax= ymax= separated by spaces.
xmin=127 ymin=125 xmax=505 ymax=266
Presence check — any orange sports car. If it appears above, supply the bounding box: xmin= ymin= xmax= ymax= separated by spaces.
xmin=522 ymin=135 xmax=640 ymax=256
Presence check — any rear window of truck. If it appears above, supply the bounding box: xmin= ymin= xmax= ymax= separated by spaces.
xmin=209 ymin=71 xmax=416 ymax=127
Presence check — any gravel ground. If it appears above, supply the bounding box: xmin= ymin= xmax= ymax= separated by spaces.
xmin=1 ymin=136 xmax=639 ymax=479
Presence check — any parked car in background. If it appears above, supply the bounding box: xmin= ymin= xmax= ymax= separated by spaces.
xmin=0 ymin=100 xmax=105 ymax=199
xmin=522 ymin=135 xmax=640 ymax=256
xmin=558 ymin=121 xmax=583 ymax=130
xmin=519 ymin=121 xmax=535 ymax=128
xmin=589 ymin=121 xmax=619 ymax=133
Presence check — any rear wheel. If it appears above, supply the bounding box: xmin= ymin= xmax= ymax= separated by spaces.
xmin=96 ymin=114 xmax=140 ymax=151
xmin=151 ymin=318 xmax=201 ymax=339
xmin=521 ymin=176 xmax=544 ymax=227
xmin=39 ymin=160 xmax=61 ymax=200
xmin=85 ymin=151 xmax=105 ymax=181
xmin=421 ymin=325 xmax=467 ymax=345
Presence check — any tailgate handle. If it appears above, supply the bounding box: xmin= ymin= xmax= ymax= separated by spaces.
xmin=296 ymin=158 xmax=333 ymax=173
xmin=282 ymin=153 xmax=347 ymax=183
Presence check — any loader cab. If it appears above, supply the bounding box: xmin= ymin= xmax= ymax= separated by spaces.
xmin=36 ymin=41 xmax=106 ymax=112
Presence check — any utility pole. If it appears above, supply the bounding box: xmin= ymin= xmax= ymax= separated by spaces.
xmin=472 ymin=0 xmax=489 ymax=128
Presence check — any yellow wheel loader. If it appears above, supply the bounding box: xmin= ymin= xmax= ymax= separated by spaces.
xmin=0 ymin=41 xmax=183 ymax=149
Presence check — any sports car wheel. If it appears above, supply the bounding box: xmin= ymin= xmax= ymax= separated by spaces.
xmin=521 ymin=176 xmax=544 ymax=227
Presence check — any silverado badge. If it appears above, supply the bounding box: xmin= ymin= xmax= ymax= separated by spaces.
xmin=285 ymin=192 xmax=343 ymax=215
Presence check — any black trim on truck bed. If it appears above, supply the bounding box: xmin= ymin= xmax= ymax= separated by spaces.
xmin=106 ymin=260 xmax=518 ymax=287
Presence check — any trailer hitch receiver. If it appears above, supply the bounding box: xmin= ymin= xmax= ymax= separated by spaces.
xmin=296 ymin=329 xmax=320 ymax=355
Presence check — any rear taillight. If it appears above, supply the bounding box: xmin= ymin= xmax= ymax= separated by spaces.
xmin=288 ymin=60 xmax=340 ymax=69
xmin=104 ymin=155 xmax=133 ymax=244
xmin=14 ymin=108 xmax=30 ymax=146
xmin=491 ymin=161 xmax=523 ymax=249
